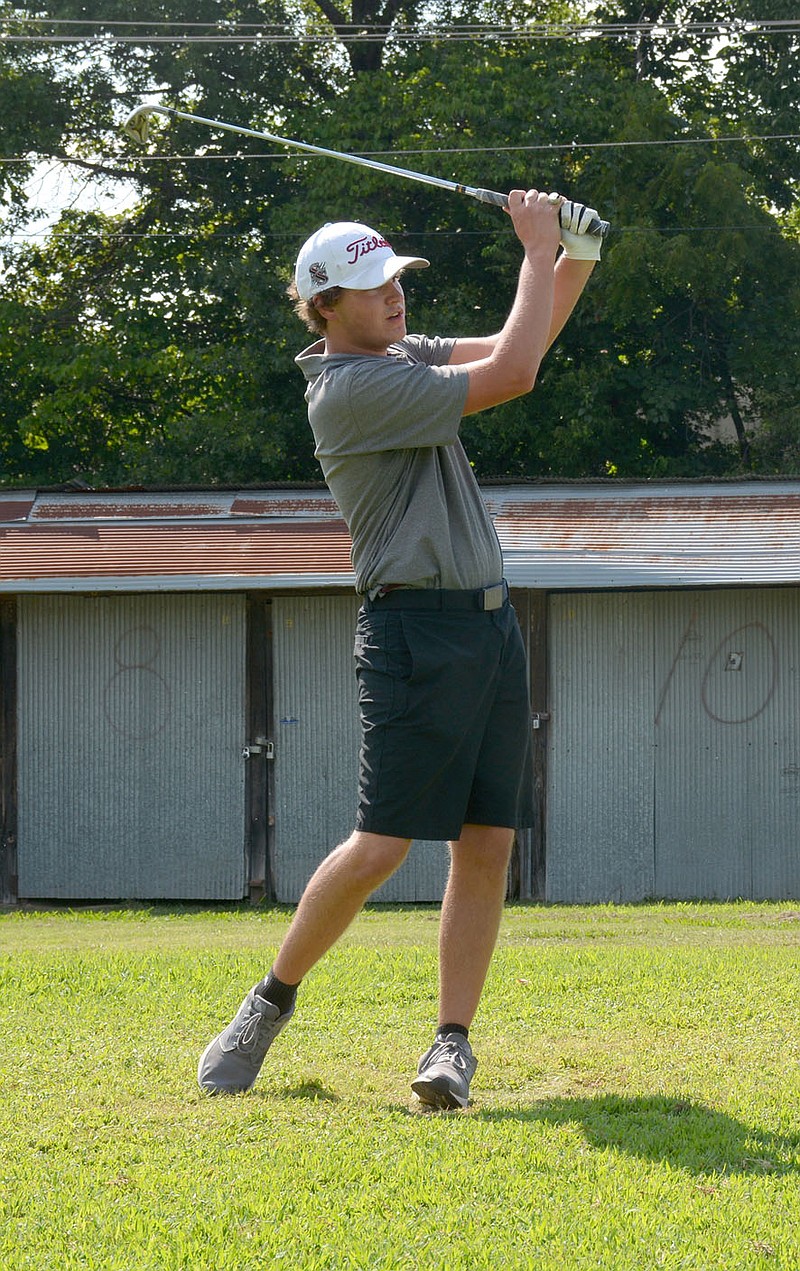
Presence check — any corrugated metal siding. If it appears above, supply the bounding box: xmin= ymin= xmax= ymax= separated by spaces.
xmin=271 ymin=595 xmax=449 ymax=903
xmin=374 ymin=838 xmax=450 ymax=904
xmin=546 ymin=586 xmax=800 ymax=902
xmin=654 ymin=588 xmax=800 ymax=899
xmin=546 ymin=592 xmax=656 ymax=902
xmin=272 ymin=594 xmax=361 ymax=901
xmin=17 ymin=593 xmax=247 ymax=899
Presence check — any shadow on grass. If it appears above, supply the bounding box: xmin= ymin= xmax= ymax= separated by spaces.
xmin=475 ymin=1094 xmax=800 ymax=1176
xmin=282 ymin=1080 xmax=340 ymax=1103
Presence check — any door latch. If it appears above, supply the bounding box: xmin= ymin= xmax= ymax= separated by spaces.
xmin=242 ymin=737 xmax=275 ymax=760
xmin=532 ymin=712 xmax=551 ymax=730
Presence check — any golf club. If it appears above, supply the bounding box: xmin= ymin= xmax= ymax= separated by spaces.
xmin=123 ymin=103 xmax=610 ymax=238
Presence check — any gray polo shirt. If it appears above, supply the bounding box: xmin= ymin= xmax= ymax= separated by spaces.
xmin=295 ymin=333 xmax=504 ymax=595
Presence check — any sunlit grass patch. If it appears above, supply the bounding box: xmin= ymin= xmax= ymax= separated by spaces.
xmin=1 ymin=902 xmax=799 ymax=1269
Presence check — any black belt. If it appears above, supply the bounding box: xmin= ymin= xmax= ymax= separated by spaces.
xmin=364 ymin=581 xmax=508 ymax=612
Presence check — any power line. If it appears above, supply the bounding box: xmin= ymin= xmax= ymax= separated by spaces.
xmin=0 ymin=224 xmax=787 ymax=245
xmin=2 ymin=133 xmax=799 ymax=166
xmin=3 ymin=17 xmax=800 ymax=32
xmin=2 ymin=18 xmax=800 ymax=45
xmin=0 ymin=16 xmax=780 ymax=26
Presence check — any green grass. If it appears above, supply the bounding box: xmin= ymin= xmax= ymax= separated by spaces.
xmin=1 ymin=903 xmax=799 ymax=1269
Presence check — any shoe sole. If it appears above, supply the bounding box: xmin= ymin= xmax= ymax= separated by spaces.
xmin=411 ymin=1075 xmax=469 ymax=1110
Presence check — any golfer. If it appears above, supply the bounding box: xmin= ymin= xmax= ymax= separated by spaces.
xmin=198 ymin=190 xmax=601 ymax=1108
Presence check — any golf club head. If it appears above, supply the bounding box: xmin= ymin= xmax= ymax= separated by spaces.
xmin=123 ymin=105 xmax=154 ymax=145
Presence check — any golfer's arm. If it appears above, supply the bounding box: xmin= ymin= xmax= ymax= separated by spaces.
xmin=548 ymin=255 xmax=596 ymax=345
xmin=449 ymin=254 xmax=595 ymax=366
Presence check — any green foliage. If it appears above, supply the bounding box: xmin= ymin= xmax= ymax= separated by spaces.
xmin=0 ymin=0 xmax=799 ymax=486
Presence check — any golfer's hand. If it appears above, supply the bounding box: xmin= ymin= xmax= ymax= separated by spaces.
xmin=506 ymin=188 xmax=561 ymax=257
xmin=559 ymin=200 xmax=603 ymax=260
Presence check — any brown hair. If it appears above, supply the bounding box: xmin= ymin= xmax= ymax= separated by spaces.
xmin=286 ymin=280 xmax=344 ymax=336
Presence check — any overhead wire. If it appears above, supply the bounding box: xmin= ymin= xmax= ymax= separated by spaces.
xmin=1 ymin=17 xmax=800 ymax=44
xmin=1 ymin=223 xmax=787 ymax=246
xmin=1 ymin=132 xmax=799 ymax=165
xmin=3 ymin=17 xmax=800 ymax=30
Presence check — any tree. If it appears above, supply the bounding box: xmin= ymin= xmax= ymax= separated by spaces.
xmin=0 ymin=0 xmax=798 ymax=487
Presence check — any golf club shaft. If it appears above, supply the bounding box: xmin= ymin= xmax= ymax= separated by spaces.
xmin=124 ymin=104 xmax=610 ymax=238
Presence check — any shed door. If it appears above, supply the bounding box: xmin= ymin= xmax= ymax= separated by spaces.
xmin=271 ymin=594 xmax=450 ymax=903
xmin=545 ymin=592 xmax=656 ymax=903
xmin=546 ymin=587 xmax=800 ymax=902
xmin=17 ymin=593 xmax=246 ymax=899
xmin=654 ymin=588 xmax=799 ymax=900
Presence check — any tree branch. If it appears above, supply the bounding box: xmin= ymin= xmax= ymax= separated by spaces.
xmin=309 ymin=0 xmax=409 ymax=73
xmin=312 ymin=0 xmax=349 ymax=30
xmin=47 ymin=150 xmax=165 ymax=192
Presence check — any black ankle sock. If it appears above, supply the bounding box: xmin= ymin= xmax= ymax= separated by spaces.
xmin=437 ymin=1023 xmax=469 ymax=1040
xmin=255 ymin=970 xmax=300 ymax=1015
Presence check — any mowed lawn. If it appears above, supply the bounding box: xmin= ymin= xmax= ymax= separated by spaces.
xmin=1 ymin=903 xmax=799 ymax=1270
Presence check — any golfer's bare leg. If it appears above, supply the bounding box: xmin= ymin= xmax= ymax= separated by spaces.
xmin=438 ymin=824 xmax=514 ymax=1028
xmin=272 ymin=831 xmax=411 ymax=984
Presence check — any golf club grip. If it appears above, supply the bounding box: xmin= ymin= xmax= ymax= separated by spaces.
xmin=472 ymin=187 xmax=609 ymax=238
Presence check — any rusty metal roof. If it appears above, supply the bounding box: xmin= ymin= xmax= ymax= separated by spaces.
xmin=486 ymin=481 xmax=800 ymax=588
xmin=2 ymin=481 xmax=800 ymax=592
xmin=0 ymin=489 xmax=353 ymax=591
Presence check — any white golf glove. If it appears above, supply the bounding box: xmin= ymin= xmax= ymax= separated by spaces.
xmin=558 ymin=199 xmax=603 ymax=260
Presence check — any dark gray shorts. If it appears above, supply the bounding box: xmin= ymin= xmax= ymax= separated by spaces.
xmin=353 ymin=594 xmax=534 ymax=841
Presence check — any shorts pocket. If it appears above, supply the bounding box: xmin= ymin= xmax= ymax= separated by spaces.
xmin=354 ymin=611 xmax=413 ymax=681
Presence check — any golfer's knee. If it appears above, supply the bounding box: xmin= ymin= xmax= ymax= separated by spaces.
xmin=340 ymin=830 xmax=412 ymax=890
xmin=452 ymin=825 xmax=515 ymax=871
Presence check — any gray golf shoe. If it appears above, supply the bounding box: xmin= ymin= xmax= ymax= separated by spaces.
xmin=197 ymin=987 xmax=294 ymax=1094
xmin=411 ymin=1031 xmax=477 ymax=1110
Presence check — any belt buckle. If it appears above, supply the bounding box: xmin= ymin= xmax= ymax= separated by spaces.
xmin=481 ymin=583 xmax=505 ymax=611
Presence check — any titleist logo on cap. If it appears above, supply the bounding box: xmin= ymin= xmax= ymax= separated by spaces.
xmin=344 ymin=233 xmax=391 ymax=265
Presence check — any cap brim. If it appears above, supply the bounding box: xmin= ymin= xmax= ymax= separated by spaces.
xmin=345 ymin=254 xmax=430 ymax=291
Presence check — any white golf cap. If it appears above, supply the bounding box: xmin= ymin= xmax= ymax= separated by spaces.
xmin=294 ymin=221 xmax=429 ymax=300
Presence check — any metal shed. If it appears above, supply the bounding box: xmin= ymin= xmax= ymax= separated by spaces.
xmin=2 ymin=479 xmax=800 ymax=905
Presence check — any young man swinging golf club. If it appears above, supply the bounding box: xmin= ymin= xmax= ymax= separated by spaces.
xmin=198 ymin=189 xmax=603 ymax=1109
